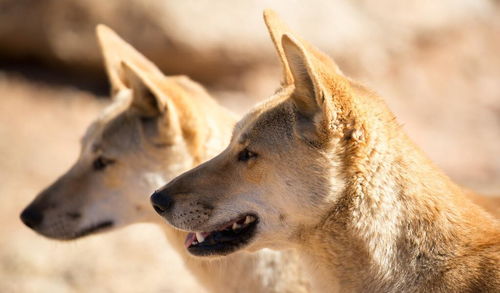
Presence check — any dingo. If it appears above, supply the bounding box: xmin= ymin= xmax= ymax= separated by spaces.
xmin=20 ymin=25 xmax=309 ymax=293
xmin=151 ymin=10 xmax=499 ymax=292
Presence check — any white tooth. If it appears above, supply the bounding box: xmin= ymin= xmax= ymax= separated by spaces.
xmin=244 ymin=216 xmax=255 ymax=225
xmin=196 ymin=232 xmax=205 ymax=243
xmin=232 ymin=222 xmax=241 ymax=230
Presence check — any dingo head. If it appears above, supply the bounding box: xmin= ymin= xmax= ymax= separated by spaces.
xmin=20 ymin=25 xmax=234 ymax=240
xmin=151 ymin=10 xmax=395 ymax=257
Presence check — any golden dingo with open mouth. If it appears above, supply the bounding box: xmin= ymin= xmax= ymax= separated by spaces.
xmin=152 ymin=10 xmax=499 ymax=292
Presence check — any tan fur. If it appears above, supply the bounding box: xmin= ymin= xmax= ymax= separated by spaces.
xmin=20 ymin=25 xmax=310 ymax=293
xmin=156 ymin=10 xmax=500 ymax=292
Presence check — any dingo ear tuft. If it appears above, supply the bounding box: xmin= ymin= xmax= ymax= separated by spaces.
xmin=96 ymin=24 xmax=162 ymax=96
xmin=121 ymin=61 xmax=167 ymax=118
xmin=282 ymin=34 xmax=335 ymax=142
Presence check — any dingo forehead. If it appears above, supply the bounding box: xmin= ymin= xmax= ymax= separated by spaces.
xmin=81 ymin=91 xmax=132 ymax=152
xmin=232 ymin=87 xmax=295 ymax=147
xmin=79 ymin=74 xmax=214 ymax=158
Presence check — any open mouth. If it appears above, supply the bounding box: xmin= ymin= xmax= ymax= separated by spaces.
xmin=185 ymin=214 xmax=258 ymax=256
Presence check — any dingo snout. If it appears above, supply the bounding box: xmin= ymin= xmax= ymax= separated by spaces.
xmin=151 ymin=161 xmax=260 ymax=257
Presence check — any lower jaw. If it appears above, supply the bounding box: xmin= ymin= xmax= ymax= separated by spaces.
xmin=186 ymin=218 xmax=258 ymax=256
xmin=188 ymin=242 xmax=244 ymax=256
xmin=40 ymin=220 xmax=114 ymax=240
xmin=72 ymin=220 xmax=114 ymax=239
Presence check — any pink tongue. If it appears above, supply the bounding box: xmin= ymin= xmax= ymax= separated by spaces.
xmin=185 ymin=233 xmax=196 ymax=248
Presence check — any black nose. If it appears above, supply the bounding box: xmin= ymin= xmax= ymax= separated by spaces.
xmin=20 ymin=206 xmax=44 ymax=229
xmin=150 ymin=190 xmax=174 ymax=216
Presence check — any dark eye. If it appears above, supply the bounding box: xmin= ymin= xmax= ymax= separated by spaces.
xmin=237 ymin=148 xmax=257 ymax=162
xmin=92 ymin=156 xmax=115 ymax=171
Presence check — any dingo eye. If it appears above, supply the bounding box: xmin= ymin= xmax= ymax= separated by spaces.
xmin=237 ymin=148 xmax=257 ymax=162
xmin=93 ymin=156 xmax=115 ymax=171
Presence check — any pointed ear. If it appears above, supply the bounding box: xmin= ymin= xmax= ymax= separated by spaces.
xmin=263 ymin=9 xmax=294 ymax=85
xmin=263 ymin=9 xmax=343 ymax=86
xmin=121 ymin=60 xmax=167 ymax=118
xmin=96 ymin=24 xmax=162 ymax=95
xmin=282 ymin=34 xmax=322 ymax=115
xmin=282 ymin=34 xmax=334 ymax=142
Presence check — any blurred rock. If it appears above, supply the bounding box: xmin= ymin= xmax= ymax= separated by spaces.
xmin=0 ymin=0 xmax=497 ymax=86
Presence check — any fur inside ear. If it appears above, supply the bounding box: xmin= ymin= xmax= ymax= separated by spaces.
xmin=121 ymin=61 xmax=167 ymax=118
xmin=263 ymin=9 xmax=343 ymax=87
xmin=96 ymin=24 xmax=163 ymax=96
xmin=281 ymin=34 xmax=322 ymax=118
xmin=281 ymin=34 xmax=337 ymax=144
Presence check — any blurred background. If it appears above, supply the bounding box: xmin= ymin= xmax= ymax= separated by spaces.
xmin=1 ymin=0 xmax=499 ymax=292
